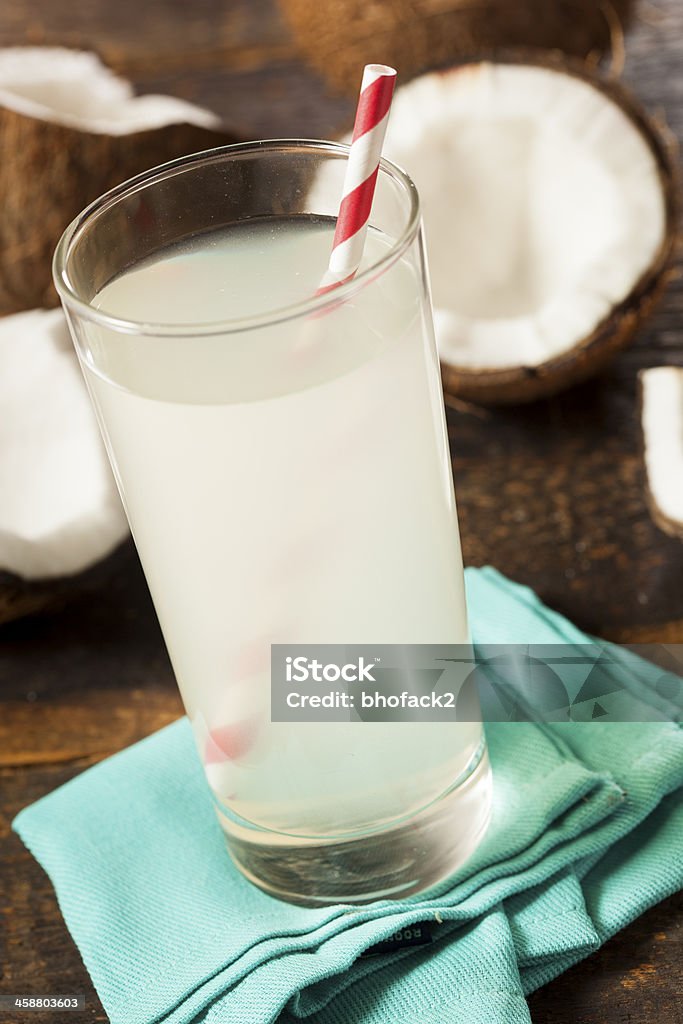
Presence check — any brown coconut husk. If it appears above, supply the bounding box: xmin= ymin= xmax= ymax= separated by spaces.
xmin=279 ymin=0 xmax=633 ymax=95
xmin=0 ymin=116 xmax=239 ymax=316
xmin=437 ymin=53 xmax=680 ymax=406
xmin=0 ymin=540 xmax=136 ymax=626
xmin=0 ymin=73 xmax=240 ymax=316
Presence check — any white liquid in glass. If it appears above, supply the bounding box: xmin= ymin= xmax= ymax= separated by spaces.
xmin=85 ymin=217 xmax=481 ymax=838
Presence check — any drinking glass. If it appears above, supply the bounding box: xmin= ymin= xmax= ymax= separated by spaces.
xmin=53 ymin=141 xmax=492 ymax=905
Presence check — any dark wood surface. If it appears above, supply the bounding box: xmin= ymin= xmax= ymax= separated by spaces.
xmin=1 ymin=1 xmax=682 ymax=1021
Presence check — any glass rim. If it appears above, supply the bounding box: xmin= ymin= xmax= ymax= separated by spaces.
xmin=52 ymin=139 xmax=422 ymax=337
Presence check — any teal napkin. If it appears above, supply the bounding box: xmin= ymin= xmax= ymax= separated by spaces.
xmin=13 ymin=568 xmax=683 ymax=1024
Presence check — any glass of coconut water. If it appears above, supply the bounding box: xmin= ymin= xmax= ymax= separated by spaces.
xmin=53 ymin=141 xmax=491 ymax=905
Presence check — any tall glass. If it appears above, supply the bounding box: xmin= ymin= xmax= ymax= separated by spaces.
xmin=53 ymin=141 xmax=491 ymax=905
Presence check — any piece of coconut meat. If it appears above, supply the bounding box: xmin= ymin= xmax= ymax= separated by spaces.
xmin=381 ymin=63 xmax=667 ymax=371
xmin=0 ymin=47 xmax=219 ymax=134
xmin=0 ymin=309 xmax=128 ymax=579
xmin=640 ymin=367 xmax=683 ymax=539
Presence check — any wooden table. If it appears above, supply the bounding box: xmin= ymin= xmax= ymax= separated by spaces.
xmin=1 ymin=1 xmax=682 ymax=1020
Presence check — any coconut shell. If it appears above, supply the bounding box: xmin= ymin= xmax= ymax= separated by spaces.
xmin=435 ymin=53 xmax=680 ymax=406
xmin=279 ymin=0 xmax=633 ymax=96
xmin=0 ymin=112 xmax=240 ymax=316
xmin=0 ymin=539 xmax=137 ymax=626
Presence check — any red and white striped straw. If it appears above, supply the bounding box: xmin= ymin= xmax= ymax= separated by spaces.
xmin=317 ymin=64 xmax=397 ymax=296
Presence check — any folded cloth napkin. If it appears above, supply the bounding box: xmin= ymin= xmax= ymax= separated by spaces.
xmin=13 ymin=568 xmax=683 ymax=1024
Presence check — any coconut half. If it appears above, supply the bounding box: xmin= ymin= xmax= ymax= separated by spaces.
xmin=640 ymin=367 xmax=683 ymax=540
xmin=378 ymin=60 xmax=678 ymax=403
xmin=0 ymin=309 xmax=128 ymax=621
xmin=0 ymin=47 xmax=240 ymax=315
xmin=281 ymin=0 xmax=633 ymax=96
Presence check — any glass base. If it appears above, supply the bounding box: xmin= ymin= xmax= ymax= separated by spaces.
xmin=214 ymin=744 xmax=492 ymax=906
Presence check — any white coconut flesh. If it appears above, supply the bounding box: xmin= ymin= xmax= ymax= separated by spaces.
xmin=0 ymin=47 xmax=219 ymax=134
xmin=0 ymin=309 xmax=128 ymax=579
xmin=641 ymin=367 xmax=683 ymax=532
xmin=381 ymin=64 xmax=666 ymax=370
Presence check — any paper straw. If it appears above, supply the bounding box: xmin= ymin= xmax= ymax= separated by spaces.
xmin=215 ymin=68 xmax=397 ymax=750
xmin=317 ymin=64 xmax=397 ymax=296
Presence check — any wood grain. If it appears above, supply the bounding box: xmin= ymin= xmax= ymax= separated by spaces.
xmin=0 ymin=0 xmax=682 ymax=1020
xmin=527 ymin=891 xmax=683 ymax=1023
